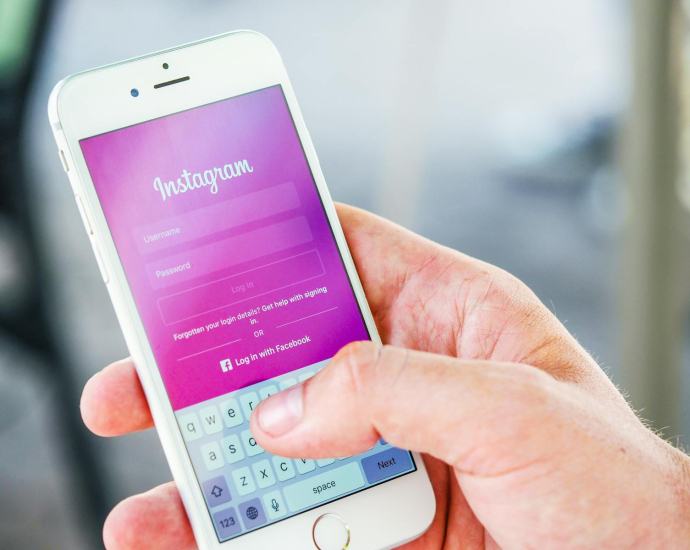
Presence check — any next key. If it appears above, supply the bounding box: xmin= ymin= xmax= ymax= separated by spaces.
xmin=360 ymin=447 xmax=414 ymax=485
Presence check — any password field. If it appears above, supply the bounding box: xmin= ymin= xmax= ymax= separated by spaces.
xmin=158 ymin=250 xmax=325 ymax=325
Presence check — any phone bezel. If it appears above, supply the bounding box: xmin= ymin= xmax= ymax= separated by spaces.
xmin=49 ymin=31 xmax=435 ymax=550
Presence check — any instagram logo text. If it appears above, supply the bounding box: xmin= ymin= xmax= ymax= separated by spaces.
xmin=154 ymin=160 xmax=254 ymax=201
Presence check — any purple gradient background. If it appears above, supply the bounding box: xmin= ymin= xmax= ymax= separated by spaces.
xmin=80 ymin=86 xmax=369 ymax=410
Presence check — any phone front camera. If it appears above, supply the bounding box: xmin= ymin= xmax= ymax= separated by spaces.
xmin=163 ymin=63 xmax=169 ymax=70
xmin=131 ymin=88 xmax=139 ymax=97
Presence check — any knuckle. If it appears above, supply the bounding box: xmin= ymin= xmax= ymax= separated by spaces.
xmin=339 ymin=341 xmax=383 ymax=392
xmin=337 ymin=342 xmax=408 ymax=404
xmin=337 ymin=340 xmax=381 ymax=364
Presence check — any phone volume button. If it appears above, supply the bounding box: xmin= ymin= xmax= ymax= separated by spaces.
xmin=75 ymin=195 xmax=93 ymax=235
xmin=59 ymin=149 xmax=70 ymax=172
xmin=91 ymin=242 xmax=110 ymax=284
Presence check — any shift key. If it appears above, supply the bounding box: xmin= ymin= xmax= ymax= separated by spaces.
xmin=283 ymin=462 xmax=365 ymax=512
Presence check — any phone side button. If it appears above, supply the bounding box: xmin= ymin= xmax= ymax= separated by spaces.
xmin=75 ymin=195 xmax=93 ymax=235
xmin=59 ymin=150 xmax=70 ymax=172
xmin=92 ymin=242 xmax=109 ymax=284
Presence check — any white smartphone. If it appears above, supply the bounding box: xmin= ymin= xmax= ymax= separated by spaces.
xmin=48 ymin=32 xmax=435 ymax=550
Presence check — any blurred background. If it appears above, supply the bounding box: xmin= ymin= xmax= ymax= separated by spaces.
xmin=1 ymin=0 xmax=689 ymax=548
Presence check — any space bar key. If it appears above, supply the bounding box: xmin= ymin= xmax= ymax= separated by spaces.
xmin=283 ymin=462 xmax=365 ymax=512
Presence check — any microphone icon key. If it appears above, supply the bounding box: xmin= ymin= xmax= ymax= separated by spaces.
xmin=264 ymin=492 xmax=286 ymax=519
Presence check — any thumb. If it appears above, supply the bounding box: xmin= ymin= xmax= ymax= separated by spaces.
xmin=251 ymin=341 xmax=557 ymax=469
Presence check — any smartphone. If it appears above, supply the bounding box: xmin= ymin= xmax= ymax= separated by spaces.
xmin=48 ymin=32 xmax=435 ymax=550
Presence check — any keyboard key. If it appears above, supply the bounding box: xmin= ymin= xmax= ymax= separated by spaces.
xmin=199 ymin=405 xmax=223 ymax=435
xmin=232 ymin=466 xmax=256 ymax=496
xmin=220 ymin=434 xmax=245 ymax=464
xmin=213 ymin=507 xmax=241 ymax=539
xmin=263 ymin=490 xmax=287 ymax=520
xmin=252 ymin=459 xmax=276 ymax=489
xmin=200 ymin=441 xmax=225 ymax=471
xmin=202 ymin=475 xmax=232 ymax=507
xmin=298 ymin=371 xmax=315 ymax=382
xmin=219 ymin=398 xmax=243 ymax=428
xmin=279 ymin=378 xmax=298 ymax=391
xmin=317 ymin=459 xmax=335 ymax=467
xmin=259 ymin=385 xmax=278 ymax=401
xmin=240 ymin=392 xmax=259 ymax=419
xmin=283 ymin=462 xmax=365 ymax=512
xmin=239 ymin=498 xmax=267 ymax=530
xmin=360 ymin=447 xmax=413 ymax=484
xmin=272 ymin=456 xmax=296 ymax=482
xmin=241 ymin=429 xmax=264 ymax=457
xmin=295 ymin=458 xmax=316 ymax=475
xmin=178 ymin=413 xmax=202 ymax=442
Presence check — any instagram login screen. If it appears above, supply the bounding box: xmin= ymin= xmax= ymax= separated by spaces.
xmin=80 ymin=86 xmax=414 ymax=542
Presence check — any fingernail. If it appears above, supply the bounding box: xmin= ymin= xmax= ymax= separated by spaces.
xmin=257 ymin=384 xmax=304 ymax=436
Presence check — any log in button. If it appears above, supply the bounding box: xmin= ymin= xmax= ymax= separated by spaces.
xmin=360 ymin=447 xmax=414 ymax=485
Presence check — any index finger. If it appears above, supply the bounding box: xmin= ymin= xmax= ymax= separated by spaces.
xmin=81 ymin=358 xmax=154 ymax=437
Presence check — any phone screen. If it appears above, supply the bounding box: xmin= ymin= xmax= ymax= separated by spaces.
xmin=80 ymin=85 xmax=415 ymax=542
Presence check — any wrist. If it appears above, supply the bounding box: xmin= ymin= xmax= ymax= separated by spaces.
xmin=677 ymin=450 xmax=690 ymax=538
xmin=627 ymin=440 xmax=690 ymax=549
xmin=666 ymin=445 xmax=690 ymax=547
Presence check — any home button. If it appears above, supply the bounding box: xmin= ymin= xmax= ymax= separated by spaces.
xmin=312 ymin=514 xmax=350 ymax=550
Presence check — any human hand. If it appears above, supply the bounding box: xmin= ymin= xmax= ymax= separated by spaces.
xmin=81 ymin=204 xmax=690 ymax=549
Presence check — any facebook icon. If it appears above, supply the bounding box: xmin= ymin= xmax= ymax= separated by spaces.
xmin=220 ymin=359 xmax=233 ymax=373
